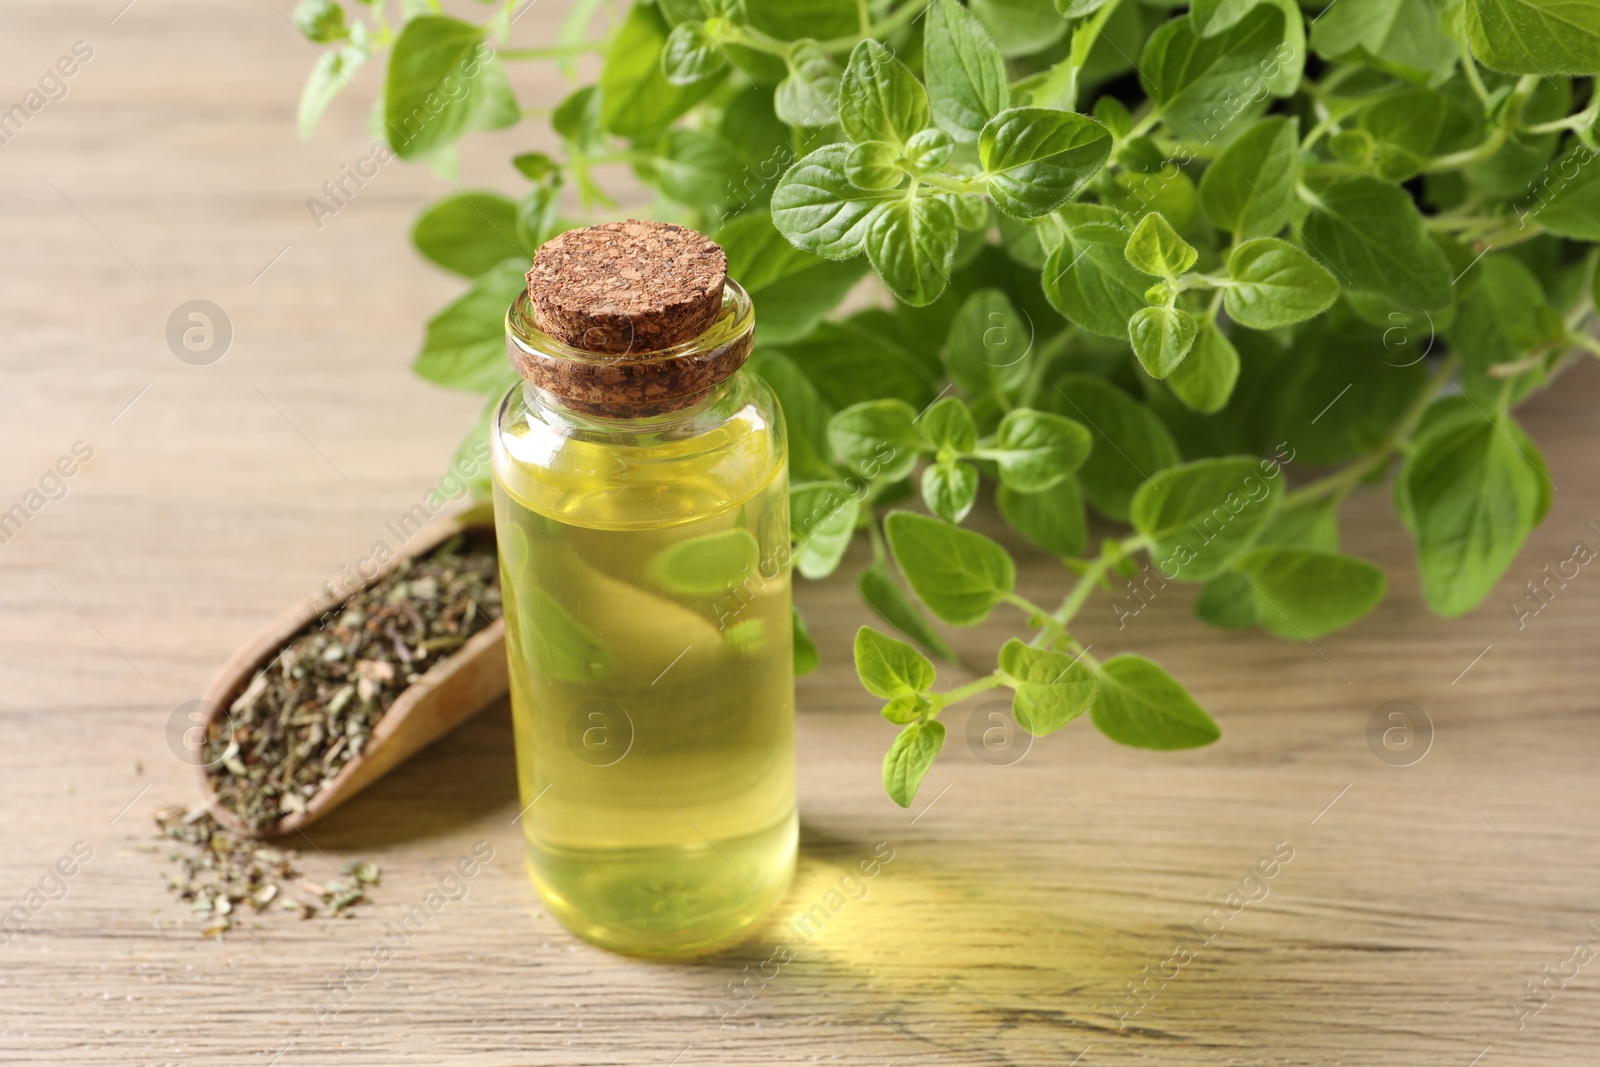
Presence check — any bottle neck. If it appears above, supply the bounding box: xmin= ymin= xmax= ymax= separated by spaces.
xmin=522 ymin=374 xmax=742 ymax=433
xmin=504 ymin=280 xmax=755 ymax=420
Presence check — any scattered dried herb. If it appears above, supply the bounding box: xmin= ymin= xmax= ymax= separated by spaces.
xmin=204 ymin=531 xmax=501 ymax=833
xmin=153 ymin=804 xmax=381 ymax=937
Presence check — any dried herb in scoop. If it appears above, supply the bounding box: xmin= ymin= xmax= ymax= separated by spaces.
xmin=204 ymin=531 xmax=502 ymax=833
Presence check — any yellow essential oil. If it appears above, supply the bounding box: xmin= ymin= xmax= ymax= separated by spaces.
xmin=490 ymin=226 xmax=795 ymax=955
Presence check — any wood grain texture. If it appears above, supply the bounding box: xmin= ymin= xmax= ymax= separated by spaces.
xmin=1 ymin=2 xmax=1598 ymax=1065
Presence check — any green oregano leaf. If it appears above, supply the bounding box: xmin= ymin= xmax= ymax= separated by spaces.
xmin=1197 ymin=115 xmax=1299 ymax=238
xmin=299 ymin=45 xmax=366 ymax=139
xmin=1234 ymin=548 xmax=1388 ymax=639
xmin=921 ymin=396 xmax=979 ymax=454
xmin=997 ymin=479 xmax=1088 ymax=557
xmin=944 ymin=288 xmax=1033 ymax=400
xmin=719 ymin=211 xmax=870 ymax=346
xmin=1310 ymin=0 xmax=1462 ymax=82
xmin=385 ymin=16 xmax=520 ymax=160
xmin=661 ymin=20 xmax=728 ymax=85
xmin=845 ymin=141 xmax=907 ymax=191
xmin=1190 ymin=0 xmax=1306 ymax=95
xmin=885 ymin=511 xmax=1016 ymax=625
xmin=967 ymin=0 xmax=1068 ymax=57
xmin=1467 ymin=0 xmax=1600 ymax=75
xmin=1130 ymin=456 xmax=1285 ymax=581
xmin=745 ymin=0 xmax=858 ymax=41
xmin=1046 ymin=374 xmax=1181 ymax=521
xmin=1400 ymin=408 xmax=1547 ymax=616
xmin=1359 ymin=87 xmax=1452 ymax=168
xmin=1090 ymin=655 xmax=1221 ymax=749
xmin=793 ymin=608 xmax=819 ymax=676
xmin=999 ymin=639 xmax=1099 ymax=735
xmin=922 ymin=461 xmax=980 ymax=523
xmin=1194 ymin=572 xmax=1259 ymax=629
xmin=905 ymin=128 xmax=956 ymax=173
xmin=1166 ymin=318 xmax=1240 ymax=414
xmin=1140 ymin=7 xmax=1287 ymax=140
xmin=776 ymin=39 xmax=843 ymax=127
xmin=880 ymin=694 xmax=928 ymax=725
xmin=1223 ymin=238 xmax=1340 ymax=329
xmin=790 ymin=481 xmax=862 ymax=579
xmin=924 ymin=0 xmax=1011 ymax=142
xmin=648 ymin=528 xmax=760 ymax=596
xmin=840 ymin=40 xmax=932 ymax=148
xmin=1125 ymin=213 xmax=1198 ymax=277
xmin=551 ymin=85 xmax=603 ymax=148
xmin=857 ymin=560 xmax=957 ymax=661
xmin=655 ymin=128 xmax=741 ymax=210
xmin=1129 ymin=305 xmax=1199 ymax=379
xmin=1300 ymin=174 xmax=1455 ymax=311
xmin=979 ymin=107 xmax=1113 ymax=219
xmin=865 ymin=195 xmax=958 ymax=306
xmin=884 ymin=720 xmax=945 ymax=807
xmin=1447 ymin=254 xmax=1564 ymax=401
xmin=413 ymin=258 xmax=529 ymax=393
xmin=854 ymin=626 xmax=937 ymax=698
xmin=772 ymin=145 xmax=899 ymax=260
xmin=598 ymin=4 xmax=716 ymax=140
xmin=295 ymin=0 xmax=347 ymax=43
xmin=411 ymin=192 xmax=528 ymax=278
xmin=1532 ymin=146 xmax=1600 ymax=240
xmin=990 ymin=408 xmax=1093 ymax=491
xmin=1041 ymin=221 xmax=1150 ymax=337
xmin=828 ymin=398 xmax=926 ymax=482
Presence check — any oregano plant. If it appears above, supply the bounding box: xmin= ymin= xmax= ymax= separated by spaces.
xmin=295 ymin=0 xmax=1600 ymax=806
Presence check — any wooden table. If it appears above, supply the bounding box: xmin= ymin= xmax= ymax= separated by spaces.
xmin=3 ymin=2 xmax=1597 ymax=1064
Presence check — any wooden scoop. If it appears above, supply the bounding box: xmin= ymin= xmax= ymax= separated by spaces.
xmin=191 ymin=512 xmax=508 ymax=838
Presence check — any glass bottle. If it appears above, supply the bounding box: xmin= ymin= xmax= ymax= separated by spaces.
xmin=490 ymin=257 xmax=796 ymax=955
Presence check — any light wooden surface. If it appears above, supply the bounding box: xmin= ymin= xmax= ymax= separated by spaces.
xmin=3 ymin=2 xmax=1598 ymax=1064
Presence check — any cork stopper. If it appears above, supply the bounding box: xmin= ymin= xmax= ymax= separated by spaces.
xmin=508 ymin=220 xmax=754 ymax=417
xmin=527 ymin=220 xmax=727 ymax=354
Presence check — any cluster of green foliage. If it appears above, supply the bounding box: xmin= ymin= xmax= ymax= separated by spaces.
xmin=296 ymin=0 xmax=1600 ymax=805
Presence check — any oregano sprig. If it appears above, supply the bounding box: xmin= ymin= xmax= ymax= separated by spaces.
xmin=292 ymin=0 xmax=1600 ymax=805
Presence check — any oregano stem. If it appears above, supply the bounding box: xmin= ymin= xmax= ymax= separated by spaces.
xmin=497 ymin=43 xmax=605 ymax=59
xmin=1300 ymin=94 xmax=1375 ymax=152
xmin=1061 ymin=0 xmax=1125 ymax=110
xmin=1424 ymin=128 xmax=1508 ymax=172
xmin=919 ymin=171 xmax=987 ymax=195
xmin=1004 ymin=591 xmax=1077 ymax=651
xmin=1521 ymin=97 xmax=1600 ymax=135
xmin=817 ymin=0 xmax=931 ymax=51
xmin=1053 ymin=555 xmax=1113 ymax=630
xmin=1470 ymin=221 xmax=1549 ymax=251
xmin=867 ymin=519 xmax=888 ymax=564
xmin=1456 ymin=29 xmax=1492 ymax=106
xmin=726 ymin=26 xmax=789 ymax=56
xmin=1424 ymin=214 xmax=1502 ymax=234
xmin=1497 ymin=332 xmax=1600 ymax=378
xmin=1049 ymin=534 xmax=1149 ymax=633
xmin=1127 ymin=107 xmax=1164 ymax=141
xmin=1306 ymin=64 xmax=1363 ymax=101
xmin=1020 ymin=327 xmax=1078 ymax=407
xmin=932 ymin=673 xmax=1004 ymax=711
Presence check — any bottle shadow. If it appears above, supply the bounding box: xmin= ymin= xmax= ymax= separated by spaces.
xmin=684 ymin=821 xmax=1234 ymax=1056
xmin=296 ymin=720 xmax=1288 ymax=1056
xmin=293 ymin=698 xmax=520 ymax=851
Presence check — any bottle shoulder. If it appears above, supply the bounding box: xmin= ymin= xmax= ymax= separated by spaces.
xmin=492 ymin=370 xmax=787 ymax=530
